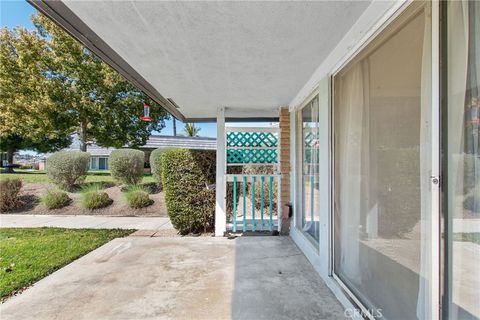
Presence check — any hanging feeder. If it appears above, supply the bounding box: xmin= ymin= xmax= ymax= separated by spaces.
xmin=141 ymin=102 xmax=153 ymax=121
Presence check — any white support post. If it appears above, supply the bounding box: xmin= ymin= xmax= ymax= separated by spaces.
xmin=277 ymin=175 xmax=282 ymax=232
xmin=215 ymin=107 xmax=226 ymax=236
xmin=277 ymin=124 xmax=282 ymax=233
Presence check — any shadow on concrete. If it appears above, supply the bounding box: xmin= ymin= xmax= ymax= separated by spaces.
xmin=230 ymin=236 xmax=345 ymax=320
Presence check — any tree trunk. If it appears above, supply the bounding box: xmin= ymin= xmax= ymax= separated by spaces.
xmin=79 ymin=121 xmax=88 ymax=152
xmin=173 ymin=118 xmax=177 ymax=136
xmin=5 ymin=149 xmax=15 ymax=173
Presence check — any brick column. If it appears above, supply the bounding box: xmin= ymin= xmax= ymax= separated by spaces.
xmin=279 ymin=107 xmax=291 ymax=235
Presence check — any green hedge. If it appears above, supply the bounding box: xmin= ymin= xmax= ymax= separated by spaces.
xmin=109 ymin=149 xmax=144 ymax=185
xmin=46 ymin=151 xmax=90 ymax=190
xmin=149 ymin=148 xmax=165 ymax=185
xmin=161 ymin=149 xmax=215 ymax=234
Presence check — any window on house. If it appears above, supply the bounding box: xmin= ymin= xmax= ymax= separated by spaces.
xmin=90 ymin=157 xmax=98 ymax=170
xmin=297 ymin=96 xmax=320 ymax=242
xmin=333 ymin=3 xmax=434 ymax=319
xmin=99 ymin=157 xmax=107 ymax=170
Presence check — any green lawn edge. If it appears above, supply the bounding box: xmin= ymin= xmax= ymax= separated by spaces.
xmin=0 ymin=227 xmax=135 ymax=300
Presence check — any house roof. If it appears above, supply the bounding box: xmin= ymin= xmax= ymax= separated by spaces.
xmin=142 ymin=135 xmax=216 ymax=151
xmin=65 ymin=135 xmax=217 ymax=157
xmin=29 ymin=1 xmax=373 ymax=121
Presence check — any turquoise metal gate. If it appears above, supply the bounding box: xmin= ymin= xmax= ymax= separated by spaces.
xmin=225 ymin=127 xmax=280 ymax=232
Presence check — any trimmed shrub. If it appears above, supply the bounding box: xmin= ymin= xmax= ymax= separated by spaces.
xmin=109 ymin=149 xmax=144 ymax=185
xmin=42 ymin=189 xmax=71 ymax=209
xmin=124 ymin=185 xmax=153 ymax=209
xmin=81 ymin=185 xmax=113 ymax=209
xmin=46 ymin=151 xmax=90 ymax=190
xmin=161 ymin=149 xmax=216 ymax=234
xmin=149 ymin=148 xmax=165 ymax=185
xmin=0 ymin=178 xmax=22 ymax=211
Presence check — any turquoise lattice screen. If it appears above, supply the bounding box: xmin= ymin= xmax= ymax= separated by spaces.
xmin=304 ymin=131 xmax=319 ymax=148
xmin=226 ymin=131 xmax=278 ymax=164
xmin=227 ymin=132 xmax=277 ymax=148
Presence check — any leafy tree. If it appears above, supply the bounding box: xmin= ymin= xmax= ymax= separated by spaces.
xmin=31 ymin=14 xmax=169 ymax=151
xmin=0 ymin=27 xmax=72 ymax=171
xmin=183 ymin=123 xmax=201 ymax=137
xmin=0 ymin=13 xmax=170 ymax=169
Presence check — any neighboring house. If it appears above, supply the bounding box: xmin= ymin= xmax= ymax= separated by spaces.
xmin=0 ymin=152 xmax=46 ymax=169
xmin=61 ymin=135 xmax=216 ymax=171
xmin=32 ymin=2 xmax=479 ymax=320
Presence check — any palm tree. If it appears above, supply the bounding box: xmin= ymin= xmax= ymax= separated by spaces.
xmin=183 ymin=123 xmax=201 ymax=137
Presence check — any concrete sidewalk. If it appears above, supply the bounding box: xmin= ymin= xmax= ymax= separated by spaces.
xmin=0 ymin=214 xmax=172 ymax=230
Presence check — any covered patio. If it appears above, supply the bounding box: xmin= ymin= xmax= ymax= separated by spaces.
xmin=0 ymin=236 xmax=345 ymax=320
xmin=24 ymin=1 xmax=480 ymax=319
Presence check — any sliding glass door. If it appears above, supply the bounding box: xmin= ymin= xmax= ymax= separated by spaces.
xmin=444 ymin=1 xmax=480 ymax=319
xmin=333 ymin=3 xmax=436 ymax=319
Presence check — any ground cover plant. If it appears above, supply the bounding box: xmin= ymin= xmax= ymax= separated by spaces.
xmin=124 ymin=185 xmax=153 ymax=209
xmin=81 ymin=185 xmax=113 ymax=210
xmin=0 ymin=228 xmax=134 ymax=300
xmin=0 ymin=171 xmax=163 ymax=216
xmin=41 ymin=189 xmax=71 ymax=209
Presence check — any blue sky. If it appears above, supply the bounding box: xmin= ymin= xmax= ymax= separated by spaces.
xmin=1 ymin=0 xmax=35 ymax=30
xmin=1 ymin=0 xmax=217 ymax=137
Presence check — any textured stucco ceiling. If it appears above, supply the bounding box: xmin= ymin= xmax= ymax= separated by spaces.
xmin=63 ymin=1 xmax=371 ymax=119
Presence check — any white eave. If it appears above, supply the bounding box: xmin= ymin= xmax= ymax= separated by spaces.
xmin=29 ymin=0 xmax=377 ymax=121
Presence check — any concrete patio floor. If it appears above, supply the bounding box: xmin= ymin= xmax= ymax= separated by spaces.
xmin=0 ymin=236 xmax=345 ymax=320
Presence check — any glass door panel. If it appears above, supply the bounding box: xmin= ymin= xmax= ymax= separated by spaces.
xmin=333 ymin=4 xmax=434 ymax=319
xmin=445 ymin=1 xmax=480 ymax=319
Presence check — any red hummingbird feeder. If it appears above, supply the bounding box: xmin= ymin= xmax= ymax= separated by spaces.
xmin=141 ymin=102 xmax=153 ymax=121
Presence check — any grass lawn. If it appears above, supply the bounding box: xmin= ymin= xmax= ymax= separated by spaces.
xmin=0 ymin=170 xmax=155 ymax=184
xmin=0 ymin=228 xmax=134 ymax=300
